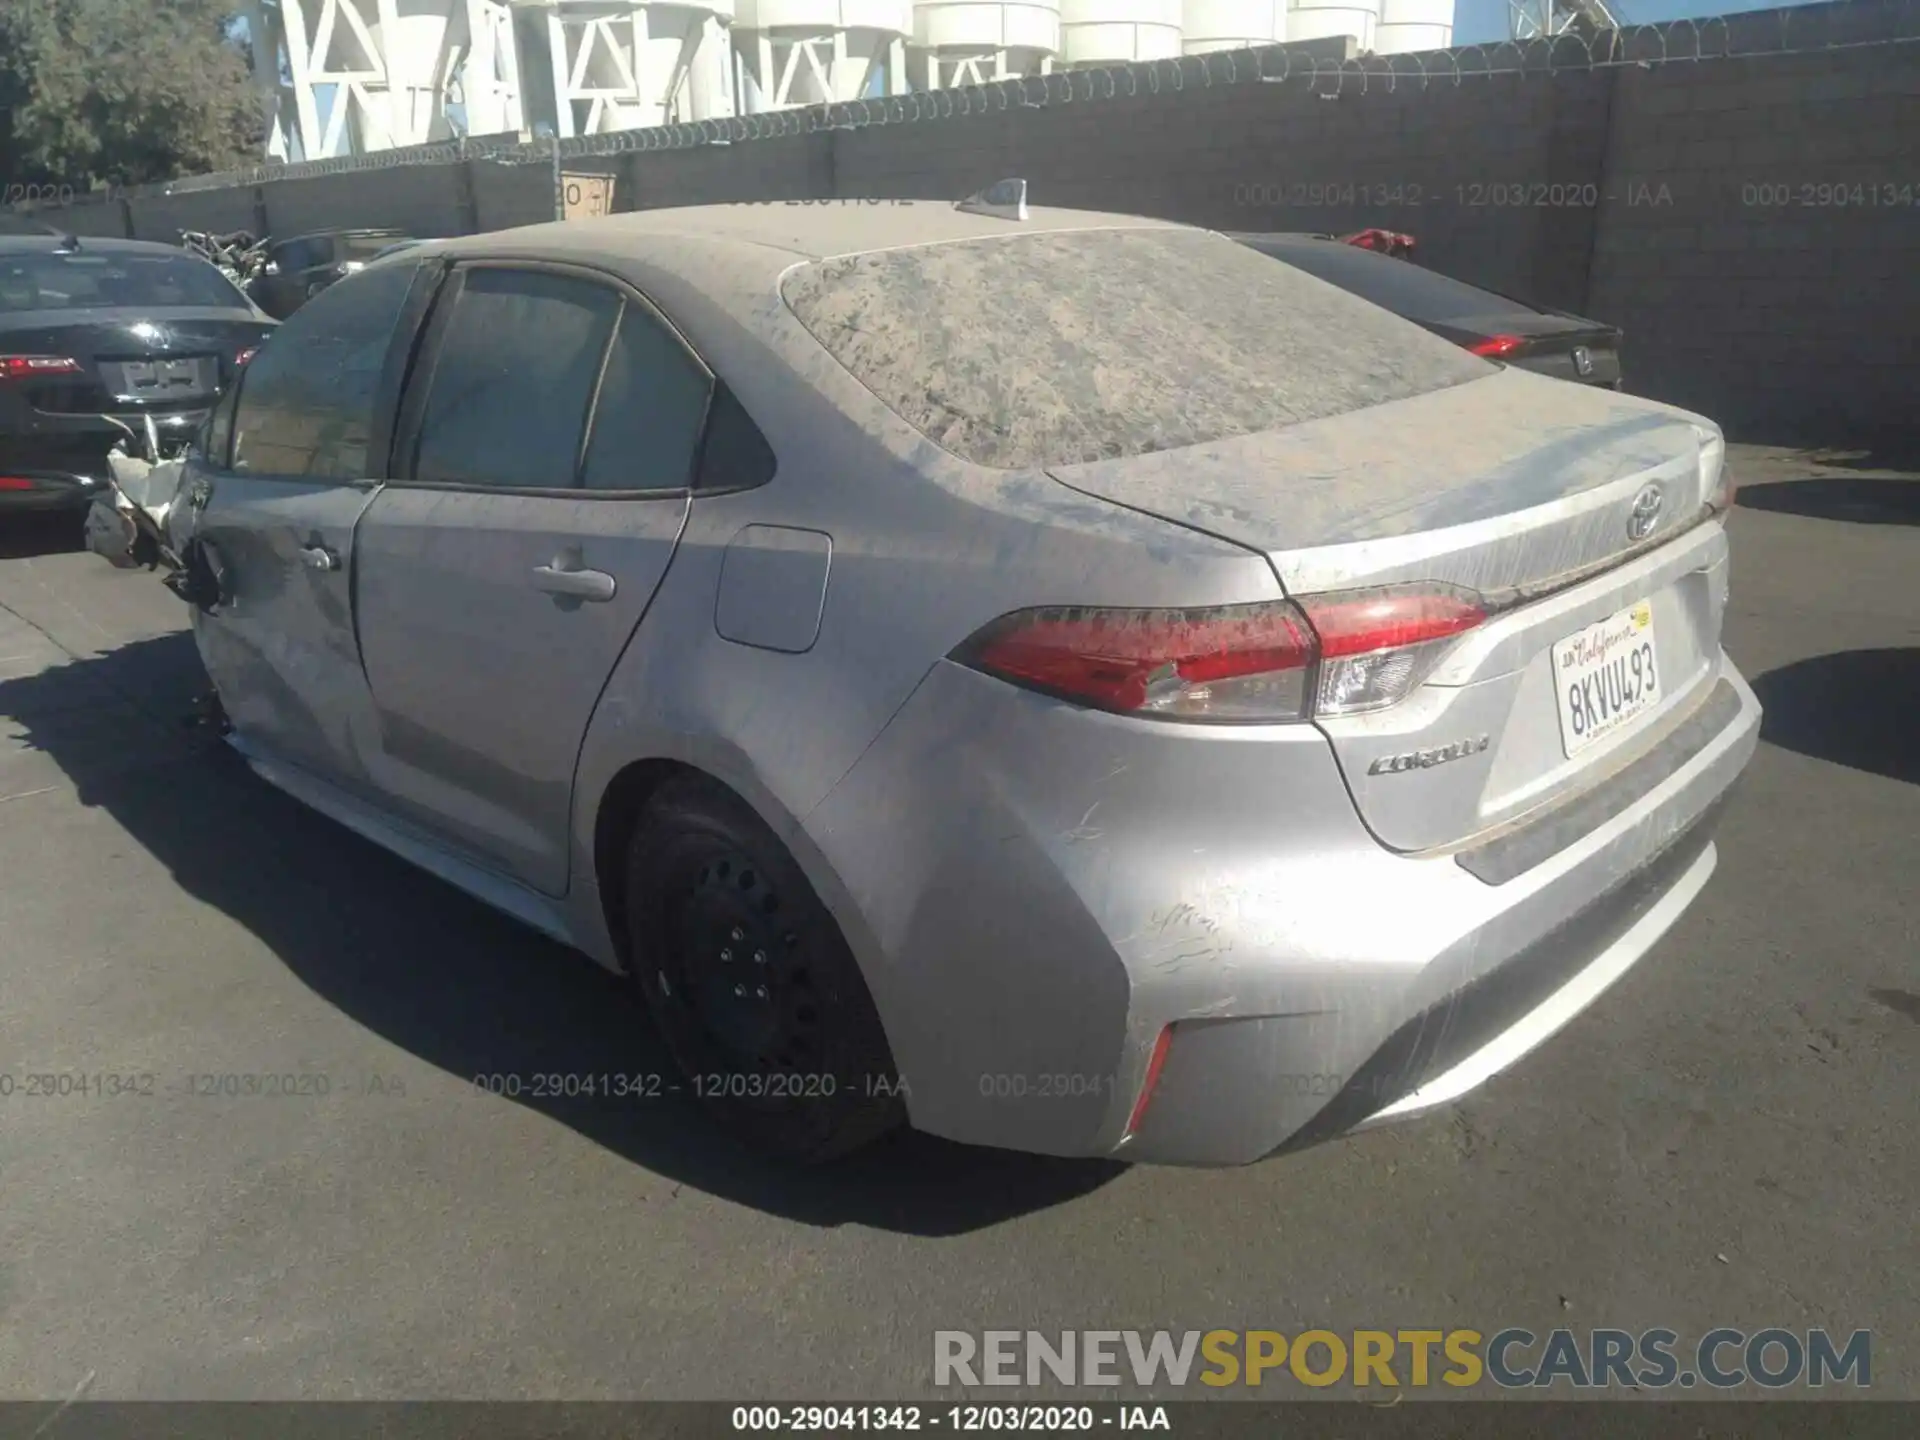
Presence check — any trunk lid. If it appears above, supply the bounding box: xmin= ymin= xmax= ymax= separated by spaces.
xmin=1045 ymin=366 xmax=1713 ymax=597
xmin=1427 ymin=313 xmax=1624 ymax=388
xmin=1 ymin=309 xmax=272 ymax=415
xmin=1047 ymin=368 xmax=1730 ymax=854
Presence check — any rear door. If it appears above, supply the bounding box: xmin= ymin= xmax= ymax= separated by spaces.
xmin=185 ymin=259 xmax=431 ymax=794
xmin=353 ymin=261 xmax=709 ymax=895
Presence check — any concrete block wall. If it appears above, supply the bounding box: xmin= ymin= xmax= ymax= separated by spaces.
xmin=259 ymin=163 xmax=470 ymax=238
xmin=1590 ymin=43 xmax=1920 ymax=442
xmin=5 ymin=1 xmax=1915 ymax=442
xmin=124 ymin=185 xmax=260 ymax=242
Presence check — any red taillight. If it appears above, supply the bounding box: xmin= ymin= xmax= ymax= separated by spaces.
xmin=0 ymin=476 xmax=38 ymax=490
xmin=1468 ymin=334 xmax=1526 ymax=359
xmin=955 ymin=585 xmax=1487 ymax=723
xmin=0 ymin=355 xmax=84 ymax=381
xmin=1299 ymin=587 xmax=1487 ymax=717
xmin=956 ymin=601 xmax=1316 ymax=722
xmin=233 ymin=347 xmax=258 ymax=367
xmin=1125 ymin=1026 xmax=1174 ymax=1137
xmin=1299 ymin=589 xmax=1486 ymax=657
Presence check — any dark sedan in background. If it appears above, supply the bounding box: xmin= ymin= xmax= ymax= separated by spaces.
xmin=251 ymin=227 xmax=418 ymax=318
xmin=1232 ymin=231 xmax=1626 ymax=389
xmin=1 ymin=234 xmax=274 ymax=513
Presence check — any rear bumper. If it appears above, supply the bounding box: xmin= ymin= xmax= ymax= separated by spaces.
xmin=805 ymin=654 xmax=1760 ymax=1167
xmin=0 ymin=470 xmax=104 ymax=511
xmin=1272 ymin=793 xmax=1725 ymax=1155
xmin=1 ymin=410 xmax=206 ymax=511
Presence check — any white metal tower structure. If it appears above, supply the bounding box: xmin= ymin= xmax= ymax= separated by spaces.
xmin=1057 ymin=0 xmax=1182 ymax=65
xmin=1179 ymin=0 xmax=1280 ymax=54
xmin=1373 ymin=0 xmax=1451 ymax=52
xmin=510 ymin=0 xmax=737 ymax=134
xmin=1288 ymin=0 xmax=1381 ymax=50
xmin=734 ymin=0 xmax=911 ymax=111
xmin=909 ymin=0 xmax=1059 ymax=88
xmin=246 ymin=0 xmax=528 ymax=159
xmin=1508 ymin=0 xmax=1617 ymax=40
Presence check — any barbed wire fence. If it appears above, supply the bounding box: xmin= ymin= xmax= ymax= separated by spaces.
xmin=6 ymin=0 xmax=1917 ymax=209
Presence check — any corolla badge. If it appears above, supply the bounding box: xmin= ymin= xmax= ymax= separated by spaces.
xmin=1368 ymin=734 xmax=1491 ymax=776
xmin=1627 ymin=483 xmax=1664 ymax=542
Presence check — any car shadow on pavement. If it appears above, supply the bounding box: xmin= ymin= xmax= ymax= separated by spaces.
xmin=1750 ymin=648 xmax=1919 ymax=786
xmin=0 ymin=511 xmax=87 ymax=560
xmin=1736 ymin=478 xmax=1920 ymax=526
xmin=0 ymin=631 xmax=1123 ymax=1233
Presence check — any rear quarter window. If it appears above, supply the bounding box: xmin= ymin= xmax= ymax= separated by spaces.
xmin=780 ymin=227 xmax=1492 ymax=470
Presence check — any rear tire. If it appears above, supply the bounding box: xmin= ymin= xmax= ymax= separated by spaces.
xmin=623 ymin=776 xmax=904 ymax=1164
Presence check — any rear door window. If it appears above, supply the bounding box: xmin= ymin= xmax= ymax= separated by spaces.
xmin=408 ymin=267 xmax=620 ymax=490
xmin=781 ymin=227 xmax=1491 ymax=469
xmin=272 ymin=238 xmax=324 ymax=273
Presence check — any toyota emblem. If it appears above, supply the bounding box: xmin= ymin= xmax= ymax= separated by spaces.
xmin=1627 ymin=483 xmax=1664 ymax=542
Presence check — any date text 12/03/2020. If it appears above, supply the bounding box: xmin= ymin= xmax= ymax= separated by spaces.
xmin=733 ymin=1406 xmax=1172 ymax=1432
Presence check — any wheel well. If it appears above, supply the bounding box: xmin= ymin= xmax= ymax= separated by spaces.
xmin=592 ymin=757 xmax=707 ymax=973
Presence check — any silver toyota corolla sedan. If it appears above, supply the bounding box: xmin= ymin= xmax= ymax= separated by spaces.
xmin=163 ymin=189 xmax=1759 ymax=1166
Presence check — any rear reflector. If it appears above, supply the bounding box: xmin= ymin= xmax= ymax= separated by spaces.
xmin=1125 ymin=1026 xmax=1174 ymax=1137
xmin=0 ymin=477 xmax=39 ymax=490
xmin=954 ymin=585 xmax=1487 ymax=723
xmin=0 ymin=355 xmax=84 ymax=380
xmin=233 ymin=347 xmax=258 ymax=368
xmin=1468 ymin=334 xmax=1526 ymax=359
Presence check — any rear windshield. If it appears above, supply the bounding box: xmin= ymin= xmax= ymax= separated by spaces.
xmin=780 ymin=227 xmax=1490 ymax=469
xmin=0 ymin=250 xmax=249 ymax=313
xmin=1242 ymin=238 xmax=1538 ymax=326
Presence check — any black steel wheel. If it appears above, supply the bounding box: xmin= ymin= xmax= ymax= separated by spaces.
xmin=624 ymin=776 xmax=904 ymax=1163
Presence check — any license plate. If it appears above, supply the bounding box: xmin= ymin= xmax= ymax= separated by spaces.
xmin=112 ymin=358 xmax=206 ymax=398
xmin=1553 ymin=600 xmax=1661 ymax=757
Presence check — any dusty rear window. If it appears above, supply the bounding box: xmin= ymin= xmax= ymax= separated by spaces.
xmin=780 ymin=227 xmax=1492 ymax=470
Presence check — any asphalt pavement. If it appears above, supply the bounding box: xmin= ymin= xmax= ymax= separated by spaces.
xmin=0 ymin=444 xmax=1914 ymax=1401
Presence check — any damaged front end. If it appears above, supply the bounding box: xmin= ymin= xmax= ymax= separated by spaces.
xmin=80 ymin=414 xmax=228 ymax=613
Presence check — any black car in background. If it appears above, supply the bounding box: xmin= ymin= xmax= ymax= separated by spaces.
xmin=252 ymin=227 xmax=417 ymax=318
xmin=0 ymin=234 xmax=274 ymax=513
xmin=1231 ymin=231 xmax=1626 ymax=389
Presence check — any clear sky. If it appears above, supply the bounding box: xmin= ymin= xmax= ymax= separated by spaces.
xmin=1452 ymin=0 xmax=1797 ymax=45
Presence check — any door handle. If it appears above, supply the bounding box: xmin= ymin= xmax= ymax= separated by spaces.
xmin=299 ymin=543 xmax=339 ymax=572
xmin=531 ymin=563 xmax=616 ymax=602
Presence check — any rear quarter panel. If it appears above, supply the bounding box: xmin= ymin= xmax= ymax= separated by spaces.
xmin=561 ymin=238 xmax=1283 ymax=996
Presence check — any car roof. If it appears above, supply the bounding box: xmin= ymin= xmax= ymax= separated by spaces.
xmin=279 ymin=227 xmax=409 ymax=242
xmin=423 ymin=203 xmax=1190 ymax=266
xmin=0 ymin=234 xmax=203 ymax=257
